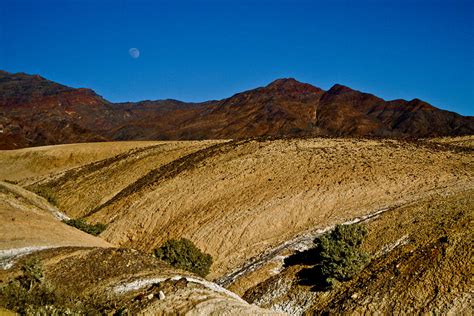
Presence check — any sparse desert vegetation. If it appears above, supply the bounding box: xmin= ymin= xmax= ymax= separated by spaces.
xmin=63 ymin=219 xmax=107 ymax=236
xmin=29 ymin=185 xmax=58 ymax=206
xmin=0 ymin=248 xmax=277 ymax=315
xmin=304 ymin=224 xmax=370 ymax=289
xmin=154 ymin=238 xmax=213 ymax=277
xmin=243 ymin=188 xmax=473 ymax=314
xmin=0 ymin=258 xmax=81 ymax=315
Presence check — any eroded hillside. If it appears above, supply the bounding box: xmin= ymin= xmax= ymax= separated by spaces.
xmin=0 ymin=181 xmax=111 ymax=257
xmin=19 ymin=137 xmax=473 ymax=281
xmin=25 ymin=140 xmax=223 ymax=217
xmin=0 ymin=247 xmax=282 ymax=315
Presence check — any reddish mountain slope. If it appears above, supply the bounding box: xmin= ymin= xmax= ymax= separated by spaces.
xmin=0 ymin=70 xmax=472 ymax=149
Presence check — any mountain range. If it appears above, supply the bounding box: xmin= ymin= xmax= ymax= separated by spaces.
xmin=1 ymin=70 xmax=472 ymax=149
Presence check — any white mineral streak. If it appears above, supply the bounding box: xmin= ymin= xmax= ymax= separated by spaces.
xmin=112 ymin=275 xmax=245 ymax=303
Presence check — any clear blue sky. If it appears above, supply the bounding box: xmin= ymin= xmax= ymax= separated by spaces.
xmin=1 ymin=0 xmax=473 ymax=115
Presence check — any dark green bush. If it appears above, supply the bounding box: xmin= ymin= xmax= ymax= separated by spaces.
xmin=63 ymin=219 xmax=106 ymax=236
xmin=3 ymin=179 xmax=18 ymax=185
xmin=154 ymin=238 xmax=213 ymax=277
xmin=0 ymin=258 xmax=103 ymax=314
xmin=310 ymin=223 xmax=370 ymax=288
xmin=0 ymin=258 xmax=57 ymax=314
xmin=30 ymin=186 xmax=57 ymax=206
xmin=18 ymin=258 xmax=44 ymax=290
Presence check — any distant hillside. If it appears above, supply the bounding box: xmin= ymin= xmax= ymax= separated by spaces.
xmin=1 ymin=70 xmax=473 ymax=149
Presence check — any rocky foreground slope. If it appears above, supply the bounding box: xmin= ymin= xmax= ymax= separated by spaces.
xmin=1 ymin=70 xmax=473 ymax=149
xmin=0 ymin=181 xmax=281 ymax=315
xmin=243 ymin=188 xmax=473 ymax=314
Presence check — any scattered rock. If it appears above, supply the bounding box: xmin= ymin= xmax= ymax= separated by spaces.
xmin=158 ymin=290 xmax=165 ymax=300
xmin=175 ymin=277 xmax=189 ymax=288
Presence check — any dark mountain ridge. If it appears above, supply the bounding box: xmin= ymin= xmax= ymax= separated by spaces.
xmin=0 ymin=70 xmax=472 ymax=149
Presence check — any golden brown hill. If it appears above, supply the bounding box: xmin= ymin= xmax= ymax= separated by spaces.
xmin=0 ymin=141 xmax=163 ymax=185
xmin=22 ymin=137 xmax=473 ymax=281
xmin=0 ymin=137 xmax=472 ymax=314
xmin=26 ymin=140 xmax=223 ymax=217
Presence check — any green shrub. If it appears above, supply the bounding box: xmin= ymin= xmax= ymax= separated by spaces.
xmin=3 ymin=179 xmax=18 ymax=185
xmin=154 ymin=238 xmax=213 ymax=277
xmin=0 ymin=258 xmax=57 ymax=314
xmin=310 ymin=223 xmax=370 ymax=288
xmin=30 ymin=186 xmax=57 ymax=206
xmin=63 ymin=219 xmax=106 ymax=236
xmin=18 ymin=258 xmax=44 ymax=290
xmin=0 ymin=258 xmax=102 ymax=315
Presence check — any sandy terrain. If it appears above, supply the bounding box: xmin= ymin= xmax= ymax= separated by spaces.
xmin=27 ymin=140 xmax=223 ymax=217
xmin=0 ymin=181 xmax=111 ymax=270
xmin=0 ymin=179 xmax=278 ymax=314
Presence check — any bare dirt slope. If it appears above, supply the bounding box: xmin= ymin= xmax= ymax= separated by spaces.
xmin=0 ymin=141 xmax=163 ymax=185
xmin=0 ymin=181 xmax=111 ymax=251
xmin=428 ymin=135 xmax=474 ymax=149
xmin=21 ymin=137 xmax=473 ymax=281
xmin=0 ymin=181 xmax=111 ymax=269
xmin=0 ymin=137 xmax=471 ymax=314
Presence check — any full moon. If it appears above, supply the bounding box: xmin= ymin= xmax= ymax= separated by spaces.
xmin=128 ymin=48 xmax=140 ymax=59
